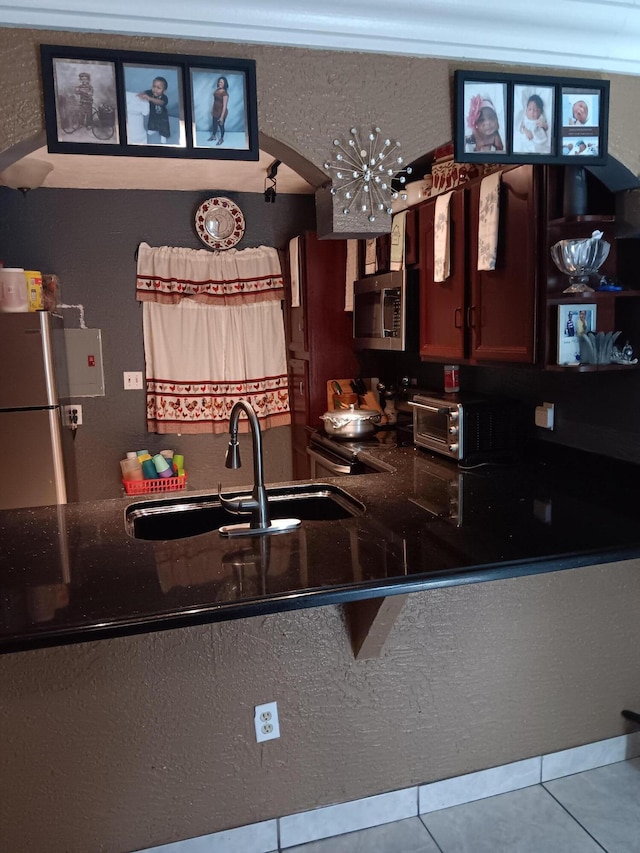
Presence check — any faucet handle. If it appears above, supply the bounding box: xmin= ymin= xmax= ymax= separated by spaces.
xmin=217 ymin=482 xmax=256 ymax=517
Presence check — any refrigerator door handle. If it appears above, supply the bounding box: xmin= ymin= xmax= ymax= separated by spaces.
xmin=40 ymin=313 xmax=60 ymax=407
xmin=49 ymin=407 xmax=67 ymax=504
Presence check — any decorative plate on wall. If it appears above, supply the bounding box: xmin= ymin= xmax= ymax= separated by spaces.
xmin=194 ymin=196 xmax=245 ymax=250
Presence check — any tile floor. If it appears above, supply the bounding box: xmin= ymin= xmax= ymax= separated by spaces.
xmin=287 ymin=757 xmax=640 ymax=853
xmin=141 ymin=735 xmax=640 ymax=853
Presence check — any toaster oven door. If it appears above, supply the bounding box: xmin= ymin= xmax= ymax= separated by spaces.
xmin=410 ymin=400 xmax=459 ymax=460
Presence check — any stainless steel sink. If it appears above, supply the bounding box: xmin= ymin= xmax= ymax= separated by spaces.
xmin=125 ymin=483 xmax=364 ymax=541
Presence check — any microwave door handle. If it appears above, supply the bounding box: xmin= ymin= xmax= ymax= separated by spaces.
xmin=408 ymin=401 xmax=449 ymax=415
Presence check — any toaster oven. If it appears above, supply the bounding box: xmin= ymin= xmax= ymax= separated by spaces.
xmin=409 ymin=392 xmax=521 ymax=465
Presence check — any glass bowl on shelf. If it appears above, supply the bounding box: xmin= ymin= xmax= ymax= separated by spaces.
xmin=550 ymin=233 xmax=611 ymax=293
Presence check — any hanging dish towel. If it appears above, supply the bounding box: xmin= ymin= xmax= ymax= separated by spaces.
xmin=390 ymin=211 xmax=406 ymax=271
xmin=365 ymin=238 xmax=377 ymax=274
xmin=345 ymin=239 xmax=358 ymax=311
xmin=477 ymin=171 xmax=502 ymax=271
xmin=289 ymin=235 xmax=301 ymax=308
xmin=433 ymin=191 xmax=454 ymax=282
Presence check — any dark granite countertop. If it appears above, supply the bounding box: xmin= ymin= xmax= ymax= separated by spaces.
xmin=2 ymin=439 xmax=640 ymax=654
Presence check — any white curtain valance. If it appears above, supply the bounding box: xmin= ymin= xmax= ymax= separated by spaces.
xmin=136 ymin=242 xmax=284 ymax=306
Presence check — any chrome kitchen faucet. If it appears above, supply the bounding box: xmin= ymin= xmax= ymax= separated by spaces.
xmin=218 ymin=400 xmax=300 ymax=537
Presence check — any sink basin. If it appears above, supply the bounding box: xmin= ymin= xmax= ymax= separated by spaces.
xmin=125 ymin=483 xmax=364 ymax=540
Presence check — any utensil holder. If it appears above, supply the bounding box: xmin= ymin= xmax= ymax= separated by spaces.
xmin=333 ymin=393 xmax=358 ymax=410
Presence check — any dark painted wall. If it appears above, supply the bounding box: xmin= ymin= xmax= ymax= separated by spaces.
xmin=0 ymin=187 xmax=316 ymax=501
xmin=3 ymin=181 xmax=639 ymax=508
xmin=359 ymin=346 xmax=640 ymax=464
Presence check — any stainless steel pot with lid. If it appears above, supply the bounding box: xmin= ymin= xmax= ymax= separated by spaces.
xmin=319 ymin=405 xmax=382 ymax=439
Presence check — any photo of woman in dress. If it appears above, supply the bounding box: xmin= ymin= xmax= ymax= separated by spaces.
xmin=190 ymin=68 xmax=249 ymax=150
xmin=208 ymin=76 xmax=229 ymax=145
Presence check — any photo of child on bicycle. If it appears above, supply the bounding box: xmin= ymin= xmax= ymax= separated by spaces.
xmin=53 ymin=58 xmax=119 ymax=145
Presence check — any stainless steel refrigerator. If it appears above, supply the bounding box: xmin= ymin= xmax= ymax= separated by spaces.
xmin=0 ymin=312 xmax=76 ymax=510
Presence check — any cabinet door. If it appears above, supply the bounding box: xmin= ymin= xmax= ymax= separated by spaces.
xmin=302 ymin=232 xmax=358 ymax=426
xmin=418 ymin=194 xmax=466 ymax=360
xmin=405 ymin=208 xmax=418 ymax=266
xmin=289 ymin=357 xmax=311 ymax=480
xmin=468 ymin=166 xmax=538 ymax=363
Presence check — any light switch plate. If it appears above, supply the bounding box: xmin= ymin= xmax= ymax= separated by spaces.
xmin=123 ymin=371 xmax=144 ymax=390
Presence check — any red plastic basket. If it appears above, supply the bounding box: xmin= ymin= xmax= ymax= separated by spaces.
xmin=122 ymin=474 xmax=187 ymax=495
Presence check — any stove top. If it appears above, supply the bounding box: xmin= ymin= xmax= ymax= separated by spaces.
xmin=310 ymin=428 xmax=402 ymax=462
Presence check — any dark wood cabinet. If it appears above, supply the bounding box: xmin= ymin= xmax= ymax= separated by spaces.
xmin=286 ymin=232 xmax=359 ymax=478
xmin=468 ymin=165 xmax=539 ymax=363
xmin=418 ymin=164 xmax=539 ymax=364
xmin=289 ymin=357 xmax=311 ymax=481
xmin=404 ymin=208 xmax=419 ymax=266
xmin=418 ymin=192 xmax=466 ymax=360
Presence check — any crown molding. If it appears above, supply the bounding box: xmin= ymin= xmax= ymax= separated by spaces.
xmin=2 ymin=0 xmax=640 ymax=75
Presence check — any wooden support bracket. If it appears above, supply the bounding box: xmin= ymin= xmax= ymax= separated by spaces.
xmin=345 ymin=594 xmax=408 ymax=660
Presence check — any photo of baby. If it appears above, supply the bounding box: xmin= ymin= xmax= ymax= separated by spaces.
xmin=561 ymin=138 xmax=599 ymax=157
xmin=463 ymin=82 xmax=507 ymax=155
xmin=562 ymin=90 xmax=599 ymax=130
xmin=455 ymin=71 xmax=608 ymax=167
xmin=561 ymin=88 xmax=601 ymax=159
xmin=512 ymin=85 xmax=554 ymax=155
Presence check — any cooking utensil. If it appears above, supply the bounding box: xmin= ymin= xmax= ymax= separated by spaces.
xmin=331 ymin=380 xmax=343 ymax=395
xmin=333 ymin=392 xmax=358 ymax=409
xmin=320 ymin=405 xmax=382 ymax=439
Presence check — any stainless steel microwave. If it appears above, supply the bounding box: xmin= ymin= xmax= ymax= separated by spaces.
xmin=352 ymin=271 xmax=417 ymax=351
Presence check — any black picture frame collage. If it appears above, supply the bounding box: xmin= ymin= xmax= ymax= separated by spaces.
xmin=454 ymin=70 xmax=609 ymax=166
xmin=40 ymin=44 xmax=259 ymax=161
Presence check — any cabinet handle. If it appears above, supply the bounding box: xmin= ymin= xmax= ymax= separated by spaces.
xmin=467 ymin=306 xmax=477 ymax=329
xmin=454 ymin=307 xmax=463 ymax=329
xmin=299 ymin=381 xmax=304 ymax=396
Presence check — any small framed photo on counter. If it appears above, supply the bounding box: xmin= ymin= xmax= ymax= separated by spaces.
xmin=557 ymin=303 xmax=597 ymax=365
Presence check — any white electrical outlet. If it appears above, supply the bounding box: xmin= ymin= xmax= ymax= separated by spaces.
xmin=62 ymin=405 xmax=83 ymax=428
xmin=254 ymin=701 xmax=280 ymax=742
xmin=123 ymin=371 xmax=144 ymax=390
xmin=534 ymin=401 xmax=555 ymax=430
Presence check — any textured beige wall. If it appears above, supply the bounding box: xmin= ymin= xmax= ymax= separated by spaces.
xmin=4 ymin=27 xmax=639 ymax=237
xmin=0 ymin=27 xmax=451 ymax=175
xmin=2 ymin=560 xmax=640 ymax=853
xmin=2 ymin=27 xmax=640 ymax=179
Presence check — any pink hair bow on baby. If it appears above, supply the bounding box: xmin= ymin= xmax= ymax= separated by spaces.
xmin=467 ymin=94 xmax=495 ymax=129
